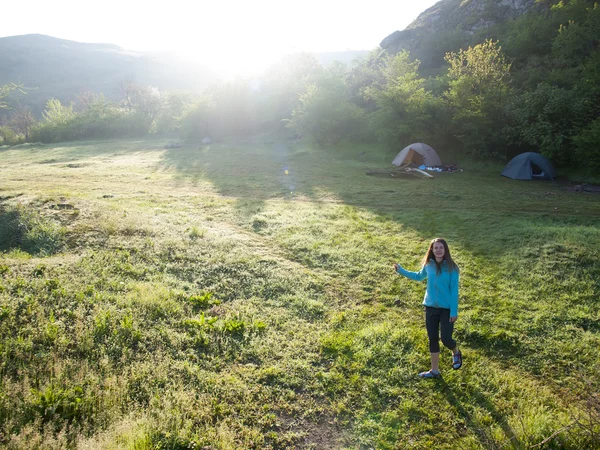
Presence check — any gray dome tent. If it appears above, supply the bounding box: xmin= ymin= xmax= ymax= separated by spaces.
xmin=501 ymin=152 xmax=556 ymax=180
xmin=392 ymin=143 xmax=442 ymax=167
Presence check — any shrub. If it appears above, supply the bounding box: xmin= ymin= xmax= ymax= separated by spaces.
xmin=287 ymin=69 xmax=368 ymax=145
xmin=30 ymin=107 xmax=150 ymax=143
xmin=0 ymin=125 xmax=23 ymax=146
xmin=573 ymin=117 xmax=600 ymax=174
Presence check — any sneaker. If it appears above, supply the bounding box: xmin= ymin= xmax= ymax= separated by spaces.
xmin=418 ymin=370 xmax=440 ymax=379
xmin=452 ymin=350 xmax=463 ymax=370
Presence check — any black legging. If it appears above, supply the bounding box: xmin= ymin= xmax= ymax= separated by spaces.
xmin=425 ymin=306 xmax=456 ymax=353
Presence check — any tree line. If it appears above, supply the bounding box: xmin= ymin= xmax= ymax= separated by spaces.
xmin=1 ymin=0 xmax=598 ymax=172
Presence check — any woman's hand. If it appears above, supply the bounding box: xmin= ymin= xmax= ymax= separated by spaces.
xmin=449 ymin=316 xmax=458 ymax=323
xmin=393 ymin=263 xmax=399 ymax=271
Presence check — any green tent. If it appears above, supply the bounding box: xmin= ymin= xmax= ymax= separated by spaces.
xmin=501 ymin=152 xmax=556 ymax=180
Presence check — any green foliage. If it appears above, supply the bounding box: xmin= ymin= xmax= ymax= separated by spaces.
xmin=30 ymin=385 xmax=89 ymax=423
xmin=365 ymin=52 xmax=444 ymax=148
xmin=31 ymin=104 xmax=150 ymax=143
xmin=504 ymin=82 xmax=589 ymax=163
xmin=180 ymin=95 xmax=216 ymax=140
xmin=0 ymin=82 xmax=25 ymax=109
xmin=42 ymin=98 xmax=75 ymax=126
xmin=155 ymin=91 xmax=197 ymax=133
xmin=490 ymin=1 xmax=600 ymax=94
xmin=500 ymin=8 xmax=560 ymax=74
xmin=206 ymin=80 xmax=260 ymax=137
xmin=445 ymin=40 xmax=514 ymax=157
xmin=0 ymin=125 xmax=23 ymax=145
xmin=346 ymin=49 xmax=387 ymax=110
xmin=183 ymin=292 xmax=220 ymax=310
xmin=3 ymin=1 xmax=600 ymax=171
xmin=180 ymin=55 xmax=334 ymax=141
xmin=287 ymin=67 xmax=367 ymax=145
xmin=416 ymin=29 xmax=468 ymax=74
xmin=9 ymin=107 xmax=36 ymax=143
xmin=573 ymin=117 xmax=600 ymax=173
xmin=188 ymin=225 xmax=205 ymax=240
xmin=551 ymin=1 xmax=600 ymax=69
xmin=257 ymin=53 xmax=324 ymax=129
xmin=221 ymin=317 xmax=246 ymax=336
xmin=181 ymin=79 xmax=264 ymax=139
xmin=121 ymin=83 xmax=164 ymax=129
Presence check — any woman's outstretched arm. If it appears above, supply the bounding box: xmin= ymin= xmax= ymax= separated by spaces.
xmin=394 ymin=263 xmax=427 ymax=281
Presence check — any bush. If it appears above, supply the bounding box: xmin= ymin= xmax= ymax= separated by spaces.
xmin=30 ymin=109 xmax=150 ymax=143
xmin=287 ymin=82 xmax=367 ymax=145
xmin=180 ymin=96 xmax=216 ymax=140
xmin=365 ymin=52 xmax=443 ymax=149
xmin=0 ymin=125 xmax=24 ymax=146
xmin=445 ymin=40 xmax=514 ymax=158
xmin=573 ymin=118 xmax=600 ymax=174
xmin=504 ymin=83 xmax=589 ymax=164
xmin=287 ymin=67 xmax=370 ymax=145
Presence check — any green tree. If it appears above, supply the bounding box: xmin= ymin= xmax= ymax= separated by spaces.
xmin=120 ymin=82 xmax=163 ymax=129
xmin=346 ymin=49 xmax=387 ymax=111
xmin=10 ymin=106 xmax=36 ymax=142
xmin=180 ymin=95 xmax=216 ymax=140
xmin=365 ymin=51 xmax=443 ymax=149
xmin=42 ymin=98 xmax=75 ymax=126
xmin=286 ymin=68 xmax=366 ymax=145
xmin=206 ymin=80 xmax=259 ymax=137
xmin=549 ymin=1 xmax=600 ymax=127
xmin=77 ymin=92 xmax=111 ymax=115
xmin=258 ymin=53 xmax=323 ymax=129
xmin=573 ymin=117 xmax=600 ymax=173
xmin=0 ymin=125 xmax=20 ymax=145
xmin=504 ymin=83 xmax=588 ymax=164
xmin=155 ymin=91 xmax=196 ymax=133
xmin=444 ymin=40 xmax=514 ymax=158
xmin=0 ymin=83 xmax=24 ymax=109
xmin=551 ymin=1 xmax=600 ymax=69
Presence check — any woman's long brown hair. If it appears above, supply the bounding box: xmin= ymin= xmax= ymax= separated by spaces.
xmin=421 ymin=238 xmax=459 ymax=273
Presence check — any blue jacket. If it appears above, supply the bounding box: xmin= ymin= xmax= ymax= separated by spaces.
xmin=396 ymin=261 xmax=459 ymax=316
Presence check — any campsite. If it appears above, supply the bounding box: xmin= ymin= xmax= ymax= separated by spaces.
xmin=0 ymin=137 xmax=599 ymax=448
xmin=2 ymin=0 xmax=600 ymax=448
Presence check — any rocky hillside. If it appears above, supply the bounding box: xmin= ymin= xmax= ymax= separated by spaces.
xmin=380 ymin=0 xmax=547 ymax=70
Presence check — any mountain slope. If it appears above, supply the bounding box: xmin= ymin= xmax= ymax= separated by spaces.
xmin=0 ymin=34 xmax=218 ymax=114
xmin=1 ymin=35 xmax=372 ymax=117
xmin=380 ymin=0 xmax=546 ymax=70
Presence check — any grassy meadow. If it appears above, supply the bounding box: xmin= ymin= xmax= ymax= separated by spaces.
xmin=0 ymin=137 xmax=599 ymax=449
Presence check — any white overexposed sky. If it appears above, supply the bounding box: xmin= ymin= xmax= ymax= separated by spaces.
xmin=2 ymin=0 xmax=440 ymax=75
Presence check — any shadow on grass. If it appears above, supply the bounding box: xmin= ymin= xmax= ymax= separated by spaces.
xmin=437 ymin=376 xmax=521 ymax=449
xmin=157 ymin=139 xmax=600 ymax=422
xmin=160 ymin=141 xmax=339 ymax=219
xmin=159 ymin=138 xmax=600 ymax=226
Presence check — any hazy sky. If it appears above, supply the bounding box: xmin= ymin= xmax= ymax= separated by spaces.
xmin=3 ymin=0 xmax=440 ymax=74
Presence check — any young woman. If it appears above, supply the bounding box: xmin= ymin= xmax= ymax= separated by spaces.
xmin=394 ymin=238 xmax=462 ymax=378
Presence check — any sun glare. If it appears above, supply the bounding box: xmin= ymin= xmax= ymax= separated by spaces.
xmin=178 ymin=43 xmax=288 ymax=78
xmin=3 ymin=0 xmax=440 ymax=77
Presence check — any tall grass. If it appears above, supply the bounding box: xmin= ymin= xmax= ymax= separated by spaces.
xmin=0 ymin=204 xmax=66 ymax=255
